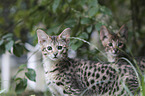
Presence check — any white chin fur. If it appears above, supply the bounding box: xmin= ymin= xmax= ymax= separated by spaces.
xmin=49 ymin=57 xmax=60 ymax=61
xmin=107 ymin=52 xmax=117 ymax=56
xmin=111 ymin=54 xmax=117 ymax=56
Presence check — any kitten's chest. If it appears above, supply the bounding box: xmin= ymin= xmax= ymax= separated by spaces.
xmin=43 ymin=59 xmax=73 ymax=79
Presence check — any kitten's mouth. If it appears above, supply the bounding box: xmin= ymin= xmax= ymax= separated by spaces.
xmin=109 ymin=53 xmax=118 ymax=56
xmin=52 ymin=56 xmax=59 ymax=60
xmin=49 ymin=56 xmax=59 ymax=61
xmin=51 ymin=57 xmax=58 ymax=61
xmin=112 ymin=54 xmax=117 ymax=56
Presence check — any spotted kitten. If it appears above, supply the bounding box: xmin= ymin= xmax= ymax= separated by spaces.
xmin=37 ymin=28 xmax=139 ymax=96
xmin=100 ymin=25 xmax=145 ymax=73
xmin=100 ymin=25 xmax=128 ymax=62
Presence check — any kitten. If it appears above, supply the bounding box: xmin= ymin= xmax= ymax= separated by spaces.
xmin=100 ymin=25 xmax=145 ymax=73
xmin=100 ymin=25 xmax=128 ymax=62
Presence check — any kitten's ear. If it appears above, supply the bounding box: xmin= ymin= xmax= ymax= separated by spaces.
xmin=100 ymin=26 xmax=110 ymax=41
xmin=58 ymin=28 xmax=71 ymax=40
xmin=118 ymin=25 xmax=128 ymax=39
xmin=37 ymin=29 xmax=49 ymax=45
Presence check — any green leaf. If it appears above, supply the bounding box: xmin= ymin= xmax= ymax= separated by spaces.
xmin=15 ymin=77 xmax=23 ymax=82
xmin=2 ymin=33 xmax=13 ymax=39
xmin=13 ymin=44 xmax=24 ymax=57
xmin=95 ymin=22 xmax=103 ymax=31
xmin=25 ymin=68 xmax=36 ymax=82
xmin=64 ymin=19 xmax=76 ymax=27
xmin=80 ymin=17 xmax=91 ymax=25
xmin=67 ymin=0 xmax=72 ymax=3
xmin=47 ymin=25 xmax=61 ymax=35
xmin=13 ymin=64 xmax=27 ymax=80
xmin=87 ymin=0 xmax=98 ymax=7
xmin=100 ymin=6 xmax=112 ymax=16
xmin=87 ymin=25 xmax=93 ymax=33
xmin=0 ymin=39 xmax=4 ymax=46
xmin=0 ymin=89 xmax=6 ymax=94
xmin=79 ymin=32 xmax=88 ymax=39
xmin=13 ymin=68 xmax=24 ymax=80
xmin=71 ymin=40 xmax=83 ymax=50
xmin=5 ymin=41 xmax=14 ymax=51
xmin=88 ymin=7 xmax=98 ymax=17
xmin=141 ymin=76 xmax=145 ymax=96
xmin=52 ymin=0 xmax=60 ymax=12
xmin=19 ymin=64 xmax=27 ymax=69
xmin=15 ymin=78 xmax=27 ymax=94
xmin=0 ymin=44 xmax=5 ymax=54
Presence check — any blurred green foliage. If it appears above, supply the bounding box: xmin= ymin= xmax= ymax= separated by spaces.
xmin=0 ymin=0 xmax=113 ymax=59
xmin=13 ymin=64 xmax=36 ymax=94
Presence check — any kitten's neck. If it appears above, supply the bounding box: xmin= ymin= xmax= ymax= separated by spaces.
xmin=107 ymin=53 xmax=117 ymax=62
xmin=43 ymin=56 xmax=59 ymax=71
xmin=43 ymin=56 xmax=69 ymax=71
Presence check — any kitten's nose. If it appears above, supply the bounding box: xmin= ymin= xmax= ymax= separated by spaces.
xmin=114 ymin=49 xmax=118 ymax=54
xmin=54 ymin=53 xmax=58 ymax=57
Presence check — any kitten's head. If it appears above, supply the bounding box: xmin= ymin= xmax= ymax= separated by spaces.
xmin=100 ymin=25 xmax=128 ymax=57
xmin=37 ymin=28 xmax=71 ymax=61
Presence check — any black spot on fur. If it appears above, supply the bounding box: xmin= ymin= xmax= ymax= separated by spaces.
xmin=98 ymin=67 xmax=101 ymax=71
xmin=62 ymin=79 xmax=65 ymax=82
xmin=103 ymin=76 xmax=106 ymax=80
xmin=81 ymin=70 xmax=83 ymax=73
xmin=92 ymin=86 xmax=96 ymax=90
xmin=117 ymin=86 xmax=119 ymax=91
xmin=94 ymin=68 xmax=97 ymax=72
xmin=92 ymin=73 xmax=95 ymax=77
xmin=96 ymin=73 xmax=100 ymax=79
xmin=71 ymin=68 xmax=73 ymax=72
xmin=56 ymin=82 xmax=64 ymax=86
xmin=88 ymin=72 xmax=91 ymax=76
xmin=50 ymin=68 xmax=59 ymax=72
xmin=106 ymin=70 xmax=109 ymax=75
xmin=109 ymin=91 xmax=112 ymax=95
xmin=85 ymin=66 xmax=88 ymax=70
xmin=66 ymin=81 xmax=70 ymax=84
xmin=91 ymin=80 xmax=95 ymax=84
xmin=84 ymin=72 xmax=86 ymax=76
xmin=45 ymin=71 xmax=48 ymax=74
xmin=89 ymin=66 xmax=92 ymax=69
xmin=78 ymin=68 xmax=80 ymax=72
xmin=87 ymin=82 xmax=90 ymax=86
xmin=110 ymin=67 xmax=116 ymax=72
xmin=113 ymin=88 xmax=116 ymax=94
xmin=119 ymin=68 xmax=121 ymax=72
xmin=63 ymin=90 xmax=71 ymax=94
xmin=104 ymin=65 xmax=108 ymax=69
xmin=104 ymin=88 xmax=108 ymax=93
xmin=123 ymin=69 xmax=127 ymax=73
xmin=101 ymin=69 xmax=105 ymax=73
xmin=109 ymin=72 xmax=113 ymax=76
xmin=121 ymin=89 xmax=124 ymax=95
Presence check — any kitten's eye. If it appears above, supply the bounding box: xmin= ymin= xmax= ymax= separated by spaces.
xmin=47 ymin=46 xmax=52 ymax=50
xmin=58 ymin=46 xmax=62 ymax=50
xmin=108 ymin=43 xmax=112 ymax=46
xmin=118 ymin=43 xmax=123 ymax=46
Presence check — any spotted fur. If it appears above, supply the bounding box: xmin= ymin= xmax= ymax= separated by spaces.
xmin=37 ymin=28 xmax=139 ymax=96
